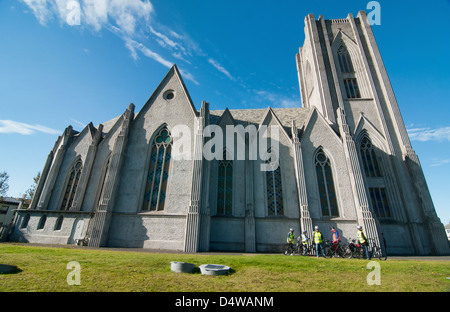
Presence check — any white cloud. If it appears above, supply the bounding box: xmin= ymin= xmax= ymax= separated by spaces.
xmin=21 ymin=0 xmax=53 ymax=25
xmin=208 ymin=58 xmax=234 ymax=81
xmin=124 ymin=38 xmax=199 ymax=85
xmin=253 ymin=90 xmax=300 ymax=108
xmin=407 ymin=126 xmax=450 ymax=142
xmin=125 ymin=37 xmax=173 ymax=67
xmin=150 ymin=26 xmax=178 ymax=49
xmin=0 ymin=120 xmax=61 ymax=135
xmin=178 ymin=68 xmax=199 ymax=86
xmin=69 ymin=118 xmax=86 ymax=129
xmin=431 ymin=159 xmax=450 ymax=167
xmin=21 ymin=0 xmax=199 ymax=85
xmin=20 ymin=0 xmax=153 ymax=37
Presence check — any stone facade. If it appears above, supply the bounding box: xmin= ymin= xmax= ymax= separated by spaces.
xmin=10 ymin=12 xmax=450 ymax=255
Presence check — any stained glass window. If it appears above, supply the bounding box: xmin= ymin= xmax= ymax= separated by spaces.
xmin=217 ymin=150 xmax=233 ymax=215
xmin=266 ymin=150 xmax=283 ymax=216
xmin=360 ymin=137 xmax=381 ymax=178
xmin=343 ymin=78 xmax=361 ymax=99
xmin=142 ymin=128 xmax=172 ymax=211
xmin=315 ymin=150 xmax=339 ymax=217
xmin=61 ymin=159 xmax=82 ymax=211
xmin=369 ymin=188 xmax=391 ymax=218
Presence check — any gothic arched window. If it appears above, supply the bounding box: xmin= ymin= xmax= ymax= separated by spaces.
xmin=266 ymin=150 xmax=284 ymax=216
xmin=217 ymin=150 xmax=233 ymax=215
xmin=142 ymin=128 xmax=172 ymax=212
xmin=337 ymin=44 xmax=361 ymax=99
xmin=337 ymin=45 xmax=354 ymax=73
xmin=61 ymin=159 xmax=82 ymax=211
xmin=360 ymin=137 xmax=381 ymax=178
xmin=315 ymin=150 xmax=339 ymax=217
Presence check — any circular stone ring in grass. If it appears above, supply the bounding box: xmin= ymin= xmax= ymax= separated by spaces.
xmin=199 ymin=264 xmax=231 ymax=276
xmin=170 ymin=261 xmax=196 ymax=273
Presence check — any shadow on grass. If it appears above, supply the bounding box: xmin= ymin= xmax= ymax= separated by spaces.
xmin=0 ymin=264 xmax=22 ymax=275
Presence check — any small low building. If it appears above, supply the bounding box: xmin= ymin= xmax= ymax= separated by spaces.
xmin=0 ymin=197 xmax=20 ymax=226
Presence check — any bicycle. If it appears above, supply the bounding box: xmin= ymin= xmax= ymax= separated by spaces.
xmin=368 ymin=238 xmax=383 ymax=260
xmin=322 ymin=240 xmax=334 ymax=258
xmin=296 ymin=237 xmax=314 ymax=256
xmin=326 ymin=240 xmax=351 ymax=258
xmin=349 ymin=238 xmax=383 ymax=260
xmin=282 ymin=243 xmax=296 ymax=256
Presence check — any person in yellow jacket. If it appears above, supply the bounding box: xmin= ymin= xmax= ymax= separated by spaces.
xmin=357 ymin=225 xmax=370 ymax=260
xmin=313 ymin=226 xmax=326 ymax=258
xmin=286 ymin=228 xmax=295 ymax=256
xmin=287 ymin=228 xmax=295 ymax=244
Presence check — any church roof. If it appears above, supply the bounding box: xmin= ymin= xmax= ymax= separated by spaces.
xmin=210 ymin=107 xmax=311 ymax=130
xmin=99 ymin=115 xmax=121 ymax=133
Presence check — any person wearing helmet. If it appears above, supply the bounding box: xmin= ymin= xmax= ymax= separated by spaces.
xmin=301 ymin=230 xmax=309 ymax=255
xmin=331 ymin=227 xmax=341 ymax=251
xmin=313 ymin=226 xmax=326 ymax=258
xmin=287 ymin=228 xmax=295 ymax=255
xmin=357 ymin=225 xmax=370 ymax=260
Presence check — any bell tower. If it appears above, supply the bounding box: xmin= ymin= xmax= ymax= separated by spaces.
xmin=296 ymin=12 xmax=450 ymax=255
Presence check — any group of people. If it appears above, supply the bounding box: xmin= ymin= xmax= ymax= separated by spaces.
xmin=286 ymin=225 xmax=371 ymax=259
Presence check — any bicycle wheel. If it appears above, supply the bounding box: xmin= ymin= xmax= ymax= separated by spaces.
xmin=353 ymin=247 xmax=362 ymax=259
xmin=324 ymin=246 xmax=333 ymax=258
xmin=282 ymin=244 xmax=294 ymax=255
xmin=336 ymin=245 xmax=346 ymax=258
xmin=372 ymin=246 xmax=383 ymax=260
xmin=343 ymin=246 xmax=353 ymax=259
xmin=296 ymin=244 xmax=304 ymax=256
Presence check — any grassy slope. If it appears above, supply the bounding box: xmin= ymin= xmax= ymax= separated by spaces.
xmin=0 ymin=244 xmax=449 ymax=292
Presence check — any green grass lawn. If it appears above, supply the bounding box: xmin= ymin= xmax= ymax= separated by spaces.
xmin=0 ymin=243 xmax=449 ymax=292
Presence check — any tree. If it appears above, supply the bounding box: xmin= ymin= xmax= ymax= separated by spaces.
xmin=0 ymin=171 xmax=9 ymax=196
xmin=25 ymin=172 xmax=41 ymax=200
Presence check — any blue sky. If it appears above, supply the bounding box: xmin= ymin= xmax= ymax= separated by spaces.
xmin=1 ymin=0 xmax=449 ymax=224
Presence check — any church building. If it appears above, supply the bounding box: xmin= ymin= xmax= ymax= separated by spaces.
xmin=11 ymin=12 xmax=449 ymax=255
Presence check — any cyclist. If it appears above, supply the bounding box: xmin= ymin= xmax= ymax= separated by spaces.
xmin=287 ymin=228 xmax=295 ymax=255
xmin=357 ymin=225 xmax=370 ymax=260
xmin=313 ymin=226 xmax=326 ymax=258
xmin=301 ymin=230 xmax=309 ymax=255
xmin=331 ymin=227 xmax=341 ymax=251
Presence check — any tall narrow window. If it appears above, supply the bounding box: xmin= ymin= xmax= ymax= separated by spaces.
xmin=369 ymin=188 xmax=391 ymax=218
xmin=360 ymin=137 xmax=381 ymax=177
xmin=343 ymin=78 xmax=361 ymax=99
xmin=217 ymin=150 xmax=233 ymax=215
xmin=61 ymin=160 xmax=82 ymax=211
xmin=337 ymin=45 xmax=354 ymax=73
xmin=142 ymin=128 xmax=172 ymax=211
xmin=315 ymin=150 xmax=339 ymax=217
xmin=266 ymin=150 xmax=284 ymax=216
